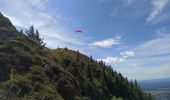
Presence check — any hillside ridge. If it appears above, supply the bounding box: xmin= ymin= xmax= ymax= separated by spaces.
xmin=0 ymin=12 xmax=155 ymax=100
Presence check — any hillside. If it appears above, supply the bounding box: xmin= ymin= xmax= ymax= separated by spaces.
xmin=0 ymin=12 xmax=155 ymax=100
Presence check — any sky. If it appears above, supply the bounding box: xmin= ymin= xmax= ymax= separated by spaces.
xmin=0 ymin=0 xmax=170 ymax=80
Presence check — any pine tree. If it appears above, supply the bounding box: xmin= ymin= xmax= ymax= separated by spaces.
xmin=25 ymin=25 xmax=46 ymax=47
xmin=25 ymin=25 xmax=34 ymax=38
xmin=76 ymin=50 xmax=80 ymax=62
xmin=35 ymin=29 xmax=40 ymax=41
xmin=90 ymin=55 xmax=93 ymax=62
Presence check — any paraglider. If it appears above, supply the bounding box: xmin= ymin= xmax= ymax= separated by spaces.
xmin=74 ymin=29 xmax=83 ymax=33
xmin=74 ymin=29 xmax=84 ymax=39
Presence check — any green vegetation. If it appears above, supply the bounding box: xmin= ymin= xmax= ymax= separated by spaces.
xmin=0 ymin=12 xmax=155 ymax=100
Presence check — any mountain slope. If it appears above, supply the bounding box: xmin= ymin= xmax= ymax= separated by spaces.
xmin=0 ymin=12 xmax=15 ymax=29
xmin=0 ymin=12 xmax=154 ymax=100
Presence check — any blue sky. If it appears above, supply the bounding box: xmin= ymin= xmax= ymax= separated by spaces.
xmin=0 ymin=0 xmax=170 ymax=80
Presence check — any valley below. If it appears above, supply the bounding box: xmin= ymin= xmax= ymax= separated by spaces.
xmin=140 ymin=78 xmax=170 ymax=100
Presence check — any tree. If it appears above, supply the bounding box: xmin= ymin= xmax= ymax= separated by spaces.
xmin=25 ymin=25 xmax=46 ymax=47
xmin=64 ymin=47 xmax=68 ymax=51
xmin=76 ymin=50 xmax=80 ymax=62
xmin=35 ymin=29 xmax=40 ymax=41
xmin=87 ymin=62 xmax=93 ymax=81
xmin=25 ymin=25 xmax=35 ymax=38
xmin=90 ymin=55 xmax=93 ymax=62
xmin=134 ymin=79 xmax=138 ymax=87
xmin=19 ymin=30 xmax=23 ymax=34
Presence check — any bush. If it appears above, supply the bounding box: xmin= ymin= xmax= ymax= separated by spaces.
xmin=7 ymin=74 xmax=32 ymax=96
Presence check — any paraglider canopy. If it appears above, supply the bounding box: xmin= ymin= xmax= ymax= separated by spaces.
xmin=74 ymin=29 xmax=83 ymax=33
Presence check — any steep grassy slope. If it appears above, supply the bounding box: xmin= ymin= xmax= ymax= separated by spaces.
xmin=0 ymin=12 xmax=15 ymax=29
xmin=0 ymin=12 xmax=154 ymax=100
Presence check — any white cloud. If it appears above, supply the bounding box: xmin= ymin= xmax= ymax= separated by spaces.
xmin=150 ymin=13 xmax=170 ymax=24
xmin=123 ymin=0 xmax=134 ymax=6
xmin=156 ymin=27 xmax=170 ymax=37
xmin=101 ymin=32 xmax=170 ymax=80
xmin=147 ymin=0 xmax=168 ymax=23
xmin=0 ymin=0 xmax=55 ymax=28
xmin=127 ymin=0 xmax=133 ymax=5
xmin=89 ymin=36 xmax=121 ymax=48
xmin=121 ymin=35 xmax=170 ymax=80
xmin=134 ymin=37 xmax=170 ymax=57
xmin=116 ymin=60 xmax=170 ymax=80
xmin=99 ymin=0 xmax=134 ymax=5
xmin=0 ymin=0 xmax=85 ymax=48
xmin=120 ymin=51 xmax=135 ymax=58
xmin=28 ymin=0 xmax=47 ymax=7
xmin=97 ymin=57 xmax=125 ymax=64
